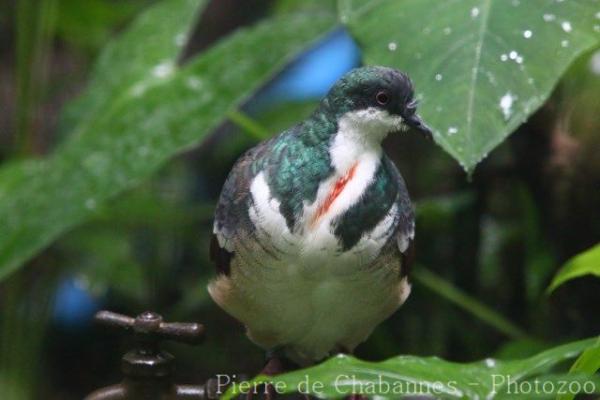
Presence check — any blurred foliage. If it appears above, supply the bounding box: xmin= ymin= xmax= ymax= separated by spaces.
xmin=0 ymin=276 xmax=54 ymax=400
xmin=412 ymin=267 xmax=528 ymax=341
xmin=55 ymin=0 xmax=148 ymax=52
xmin=558 ymin=336 xmax=600 ymax=400
xmin=14 ymin=0 xmax=57 ymax=155
xmin=547 ymin=243 xmax=600 ymax=293
xmin=0 ymin=0 xmax=599 ymax=399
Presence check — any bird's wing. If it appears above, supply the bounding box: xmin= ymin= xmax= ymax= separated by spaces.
xmin=383 ymin=156 xmax=415 ymax=277
xmin=210 ymin=123 xmax=334 ymax=276
xmin=210 ymin=139 xmax=273 ymax=276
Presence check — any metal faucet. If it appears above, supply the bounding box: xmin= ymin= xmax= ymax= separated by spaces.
xmin=84 ymin=310 xmax=218 ymax=400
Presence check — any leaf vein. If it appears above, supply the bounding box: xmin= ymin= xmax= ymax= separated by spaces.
xmin=465 ymin=0 xmax=493 ymax=164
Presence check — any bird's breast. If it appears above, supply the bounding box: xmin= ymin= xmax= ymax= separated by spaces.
xmin=310 ymin=162 xmax=359 ymax=227
xmin=247 ymin=151 xmax=390 ymax=271
xmin=302 ymin=151 xmax=380 ymax=231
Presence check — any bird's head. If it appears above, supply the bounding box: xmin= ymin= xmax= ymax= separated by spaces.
xmin=322 ymin=66 xmax=432 ymax=141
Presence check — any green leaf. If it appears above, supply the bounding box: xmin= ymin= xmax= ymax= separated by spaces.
xmin=547 ymin=243 xmax=600 ymax=293
xmin=223 ymin=338 xmax=598 ymax=399
xmin=0 ymin=0 xmax=337 ymax=281
xmin=343 ymin=0 xmax=600 ymax=172
xmin=272 ymin=0 xmax=336 ymax=14
xmin=55 ymin=0 xmax=145 ymax=51
xmin=58 ymin=0 xmax=205 ymax=134
xmin=227 ymin=110 xmax=271 ymax=140
xmin=557 ymin=336 xmax=600 ymax=400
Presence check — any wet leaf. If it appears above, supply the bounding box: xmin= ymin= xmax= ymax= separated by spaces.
xmin=557 ymin=336 xmax=600 ymax=400
xmin=0 ymin=0 xmax=336 ymax=281
xmin=58 ymin=0 xmax=205 ymax=134
xmin=343 ymin=0 xmax=600 ymax=171
xmin=223 ymin=338 xmax=599 ymax=399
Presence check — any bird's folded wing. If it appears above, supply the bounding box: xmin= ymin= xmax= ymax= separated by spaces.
xmin=384 ymin=156 xmax=415 ymax=277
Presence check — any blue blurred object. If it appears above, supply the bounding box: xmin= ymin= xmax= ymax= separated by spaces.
xmin=250 ymin=28 xmax=361 ymax=110
xmin=53 ymin=276 xmax=101 ymax=330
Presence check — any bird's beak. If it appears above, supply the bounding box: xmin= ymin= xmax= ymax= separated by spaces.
xmin=405 ymin=113 xmax=433 ymax=140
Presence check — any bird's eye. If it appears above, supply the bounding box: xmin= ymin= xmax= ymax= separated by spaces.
xmin=376 ymin=91 xmax=389 ymax=105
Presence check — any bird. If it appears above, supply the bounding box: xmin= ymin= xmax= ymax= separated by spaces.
xmin=209 ymin=66 xmax=432 ymax=371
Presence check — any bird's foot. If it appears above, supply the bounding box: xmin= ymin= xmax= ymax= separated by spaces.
xmin=246 ymin=353 xmax=295 ymax=400
xmin=346 ymin=395 xmax=368 ymax=400
xmin=260 ymin=356 xmax=285 ymax=376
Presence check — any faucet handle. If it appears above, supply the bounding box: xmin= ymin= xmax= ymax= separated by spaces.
xmin=95 ymin=310 xmax=205 ymax=346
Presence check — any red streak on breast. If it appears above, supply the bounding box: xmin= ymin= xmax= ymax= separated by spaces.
xmin=312 ymin=162 xmax=358 ymax=225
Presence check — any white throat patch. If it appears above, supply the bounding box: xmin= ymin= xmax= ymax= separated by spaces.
xmin=338 ymin=108 xmax=405 ymax=143
xmin=329 ymin=108 xmax=404 ymax=172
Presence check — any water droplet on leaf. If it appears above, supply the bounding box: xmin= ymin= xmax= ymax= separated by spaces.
xmin=138 ymin=146 xmax=150 ymax=157
xmin=186 ymin=76 xmax=203 ymax=90
xmin=590 ymin=50 xmax=600 ymax=75
xmin=152 ymin=61 xmax=174 ymax=79
xmin=130 ymin=83 xmax=147 ymax=97
xmin=174 ymin=33 xmax=186 ymax=47
xmin=85 ymin=198 xmax=97 ymax=210
xmin=499 ymin=92 xmax=516 ymax=120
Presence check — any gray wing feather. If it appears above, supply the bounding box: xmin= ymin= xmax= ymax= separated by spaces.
xmin=211 ymin=139 xmax=273 ymax=274
xmin=383 ymin=156 xmax=415 ymax=277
